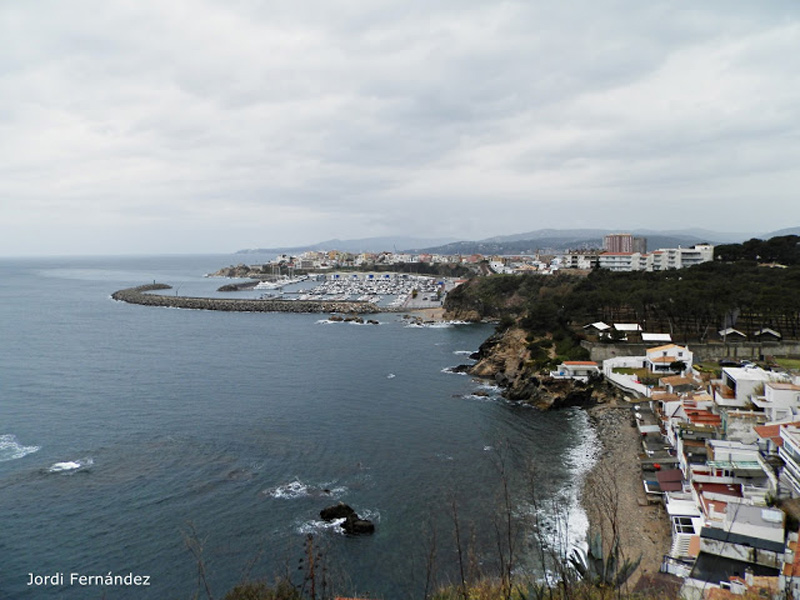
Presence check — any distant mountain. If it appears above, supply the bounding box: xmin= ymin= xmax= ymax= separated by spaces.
xmin=417 ymin=229 xmax=737 ymax=255
xmin=236 ymin=228 xmax=788 ymax=258
xmin=236 ymin=236 xmax=459 ymax=256
xmin=632 ymin=228 xmax=750 ymax=244
xmin=481 ymin=229 xmax=612 ymax=244
xmin=763 ymin=227 xmax=800 ymax=238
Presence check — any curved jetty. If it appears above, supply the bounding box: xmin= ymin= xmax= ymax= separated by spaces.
xmin=111 ymin=284 xmax=381 ymax=314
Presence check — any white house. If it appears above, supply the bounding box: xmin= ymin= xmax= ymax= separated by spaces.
xmin=751 ymin=382 xmax=800 ymax=422
xmin=645 ymin=344 xmax=693 ymax=374
xmin=714 ymin=367 xmax=790 ymax=409
xmin=550 ymin=361 xmax=600 ymax=383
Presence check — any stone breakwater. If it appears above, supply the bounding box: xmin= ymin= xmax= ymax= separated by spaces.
xmin=111 ymin=284 xmax=381 ymax=314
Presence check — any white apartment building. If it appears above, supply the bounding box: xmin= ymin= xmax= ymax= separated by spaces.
xmin=557 ymin=252 xmax=599 ymax=270
xmin=598 ymin=244 xmax=715 ymax=272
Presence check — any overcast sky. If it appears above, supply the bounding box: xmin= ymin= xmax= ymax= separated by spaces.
xmin=2 ymin=1 xmax=799 ymax=255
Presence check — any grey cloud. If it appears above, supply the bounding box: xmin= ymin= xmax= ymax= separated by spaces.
xmin=1 ymin=0 xmax=799 ymax=254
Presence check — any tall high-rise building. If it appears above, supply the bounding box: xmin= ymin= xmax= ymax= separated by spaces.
xmin=603 ymin=233 xmax=647 ymax=253
xmin=603 ymin=233 xmax=633 ymax=253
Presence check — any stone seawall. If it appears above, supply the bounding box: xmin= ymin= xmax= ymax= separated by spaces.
xmin=111 ymin=284 xmax=381 ymax=314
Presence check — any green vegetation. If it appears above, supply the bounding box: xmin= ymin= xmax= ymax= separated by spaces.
xmin=224 ymin=579 xmax=301 ymax=600
xmin=775 ymin=357 xmax=800 ymax=371
xmin=715 ymin=234 xmax=800 ymax=265
xmin=445 ymin=260 xmax=800 ymax=343
xmin=693 ymin=362 xmax=722 ymax=377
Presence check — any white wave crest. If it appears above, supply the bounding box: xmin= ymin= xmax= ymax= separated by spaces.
xmin=48 ymin=458 xmax=94 ymax=473
xmin=265 ymin=479 xmax=348 ymax=500
xmin=357 ymin=508 xmax=381 ymax=523
xmin=463 ymin=393 xmax=495 ymax=403
xmin=386 ymin=373 xmax=396 ymax=379
xmin=267 ymin=480 xmax=310 ymax=499
xmin=453 ymin=350 xmax=476 ymax=356
xmin=0 ymin=434 xmax=41 ymax=462
xmin=440 ymin=367 xmax=467 ymax=376
xmin=549 ymin=410 xmax=600 ymax=554
xmin=296 ymin=518 xmax=346 ymax=535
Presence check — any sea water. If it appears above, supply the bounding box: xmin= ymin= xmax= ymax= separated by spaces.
xmin=0 ymin=255 xmax=595 ymax=599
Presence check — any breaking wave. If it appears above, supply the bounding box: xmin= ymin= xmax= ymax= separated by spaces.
xmin=440 ymin=366 xmax=468 ymax=376
xmin=264 ymin=479 xmax=348 ymax=500
xmin=0 ymin=434 xmax=40 ymax=462
xmin=526 ymin=410 xmax=599 ymax=556
xmin=48 ymin=458 xmax=94 ymax=473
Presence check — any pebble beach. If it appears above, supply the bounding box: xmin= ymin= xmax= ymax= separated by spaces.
xmin=582 ymin=402 xmax=672 ymax=589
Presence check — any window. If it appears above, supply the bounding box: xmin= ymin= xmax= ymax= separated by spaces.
xmin=673 ymin=517 xmax=695 ymax=534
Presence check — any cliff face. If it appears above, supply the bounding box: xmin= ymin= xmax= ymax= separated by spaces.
xmin=468 ymin=326 xmax=609 ymax=409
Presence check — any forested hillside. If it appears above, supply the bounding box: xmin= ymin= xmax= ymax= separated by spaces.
xmin=445 ymin=261 xmax=800 ymax=342
xmin=715 ymin=234 xmax=800 ymax=264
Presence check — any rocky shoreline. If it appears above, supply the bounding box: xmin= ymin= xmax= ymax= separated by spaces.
xmin=455 ymin=323 xmax=671 ymax=587
xmin=111 ymin=284 xmax=381 ymax=314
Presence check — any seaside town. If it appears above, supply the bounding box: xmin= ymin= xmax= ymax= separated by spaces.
xmin=236 ymin=234 xmax=800 ymax=599
xmin=234 ymin=233 xmax=716 ymax=277
xmin=560 ymin=331 xmax=800 ymax=599
xmin=118 ymin=232 xmax=800 ymax=599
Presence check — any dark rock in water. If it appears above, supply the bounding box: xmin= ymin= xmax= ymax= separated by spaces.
xmin=342 ymin=514 xmax=375 ymax=535
xmin=367 ymin=320 xmax=379 ymax=325
xmin=469 ymin=351 xmax=481 ymax=360
xmin=449 ymin=364 xmax=472 ymax=374
xmin=320 ymin=502 xmax=375 ymax=534
xmin=329 ymin=315 xmax=344 ymax=322
xmin=320 ymin=502 xmax=356 ymax=521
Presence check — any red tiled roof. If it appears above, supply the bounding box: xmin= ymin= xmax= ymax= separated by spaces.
xmin=754 ymin=421 xmax=800 ymax=446
xmin=685 ymin=409 xmax=722 ymax=427
xmin=693 ymin=481 xmax=743 ymax=497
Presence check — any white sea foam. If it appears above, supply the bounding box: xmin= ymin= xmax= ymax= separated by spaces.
xmin=463 ymin=393 xmax=494 ymax=403
xmin=386 ymin=373 xmax=396 ymax=379
xmin=265 ymin=479 xmax=348 ymax=500
xmin=267 ymin=480 xmax=310 ymax=499
xmin=358 ymin=508 xmax=381 ymax=523
xmin=0 ymin=434 xmax=41 ymax=462
xmin=440 ymin=367 xmax=467 ymax=376
xmin=539 ymin=410 xmax=600 ymax=555
xmin=48 ymin=458 xmax=94 ymax=473
xmin=296 ymin=518 xmax=346 ymax=535
xmin=297 ymin=508 xmax=381 ymax=535
xmin=453 ymin=350 xmax=476 ymax=356
xmin=475 ymin=382 xmax=501 ymax=393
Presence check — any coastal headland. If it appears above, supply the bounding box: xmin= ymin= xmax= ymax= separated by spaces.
xmin=111 ymin=284 xmax=382 ymax=314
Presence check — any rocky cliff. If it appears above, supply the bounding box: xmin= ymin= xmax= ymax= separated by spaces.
xmin=467 ymin=326 xmax=614 ymax=409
